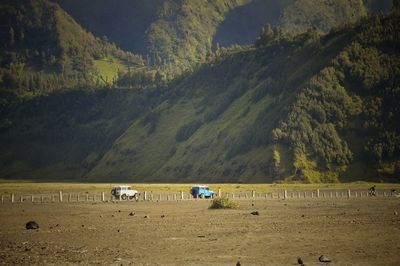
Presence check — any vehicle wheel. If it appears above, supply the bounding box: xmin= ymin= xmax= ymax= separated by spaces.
xmin=121 ymin=194 xmax=127 ymax=200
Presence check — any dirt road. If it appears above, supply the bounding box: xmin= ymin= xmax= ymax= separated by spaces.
xmin=0 ymin=198 xmax=399 ymax=265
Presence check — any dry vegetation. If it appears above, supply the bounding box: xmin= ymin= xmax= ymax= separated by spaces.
xmin=1 ymin=181 xmax=400 ymax=195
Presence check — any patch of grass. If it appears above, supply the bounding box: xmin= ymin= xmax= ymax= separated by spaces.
xmin=93 ymin=58 xmax=127 ymax=84
xmin=209 ymin=197 xmax=239 ymax=209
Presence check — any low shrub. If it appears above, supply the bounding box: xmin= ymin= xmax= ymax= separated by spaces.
xmin=209 ymin=197 xmax=239 ymax=209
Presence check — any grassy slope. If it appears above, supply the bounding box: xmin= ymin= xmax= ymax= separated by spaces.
xmin=86 ymin=32 xmax=350 ymax=182
xmin=93 ymin=59 xmax=127 ymax=85
xmin=86 ymin=11 xmax=399 ymax=183
xmin=1 ymin=5 xmax=398 ymax=183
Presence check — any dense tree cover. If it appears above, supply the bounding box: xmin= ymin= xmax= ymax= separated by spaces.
xmin=280 ymin=0 xmax=367 ymax=34
xmin=54 ymin=0 xmax=387 ymax=74
xmin=271 ymin=9 xmax=400 ymax=182
xmin=0 ymin=1 xmax=399 ymax=182
xmin=0 ymin=0 xmax=144 ymax=94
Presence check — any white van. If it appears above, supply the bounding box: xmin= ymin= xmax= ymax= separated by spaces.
xmin=111 ymin=185 xmax=139 ymax=200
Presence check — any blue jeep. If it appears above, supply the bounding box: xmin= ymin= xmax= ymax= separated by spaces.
xmin=190 ymin=185 xmax=215 ymax=198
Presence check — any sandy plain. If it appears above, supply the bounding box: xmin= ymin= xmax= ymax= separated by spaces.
xmin=0 ymin=197 xmax=399 ymax=265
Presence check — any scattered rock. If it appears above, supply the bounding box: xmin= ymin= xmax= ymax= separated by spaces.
xmin=25 ymin=221 xmax=39 ymax=230
xmin=81 ymin=225 xmax=85 ymax=227
xmin=161 ymin=214 xmax=166 ymax=218
xmin=297 ymin=257 xmax=304 ymax=265
xmin=118 ymin=210 xmax=121 ymax=213
xmin=55 ymin=224 xmax=60 ymax=227
xmin=236 ymin=261 xmax=241 ymax=266
xmin=251 ymin=211 xmax=259 ymax=216
xmin=117 ymin=229 xmax=121 ymax=233
xmin=111 ymin=215 xmax=115 ymax=217
xmin=251 ymin=203 xmax=254 ymax=206
xmin=197 ymin=235 xmax=206 ymax=238
xmin=129 ymin=212 xmax=135 ymax=216
xmin=301 ymin=214 xmax=305 ymax=218
xmin=144 ymin=215 xmax=149 ymax=218
xmin=394 ymin=211 xmax=398 ymax=216
xmin=319 ymin=255 xmax=331 ymax=263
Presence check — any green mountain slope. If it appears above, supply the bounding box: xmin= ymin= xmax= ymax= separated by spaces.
xmin=54 ymin=0 xmax=377 ymax=73
xmin=0 ymin=0 xmax=144 ymax=94
xmin=0 ymin=5 xmax=399 ymax=183
xmin=86 ymin=10 xmax=400 ymax=183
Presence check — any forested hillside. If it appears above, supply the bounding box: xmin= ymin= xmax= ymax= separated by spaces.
xmin=55 ymin=0 xmax=383 ymax=73
xmin=1 ymin=6 xmax=398 ymax=182
xmin=0 ymin=0 xmax=144 ymax=95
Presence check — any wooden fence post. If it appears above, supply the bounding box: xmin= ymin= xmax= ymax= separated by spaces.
xmin=284 ymin=190 xmax=288 ymax=199
xmin=20 ymin=195 xmax=23 ymax=203
xmin=252 ymin=191 xmax=255 ymax=198
xmin=69 ymin=194 xmax=72 ymax=202
xmin=347 ymin=189 xmax=351 ymax=198
xmin=31 ymin=195 xmax=34 ymax=203
xmin=181 ymin=191 xmax=184 ymax=200
xmin=59 ymin=191 xmax=63 ymax=202
xmin=102 ymin=192 xmax=105 ymax=202
xmin=330 ymin=192 xmax=333 ymax=198
xmin=218 ymin=189 xmax=222 ymax=197
xmin=316 ymin=189 xmax=320 ymax=198
xmin=41 ymin=195 xmax=44 ymax=203
xmin=231 ymin=193 xmax=235 ymax=199
xmin=1 ymin=195 xmax=3 ymax=204
xmin=144 ymin=191 xmax=147 ymax=201
xmin=11 ymin=194 xmax=14 ymax=203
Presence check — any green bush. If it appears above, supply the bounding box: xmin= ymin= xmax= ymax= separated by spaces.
xmin=209 ymin=197 xmax=239 ymax=209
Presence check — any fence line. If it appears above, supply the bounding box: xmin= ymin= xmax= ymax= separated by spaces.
xmin=0 ymin=189 xmax=397 ymax=204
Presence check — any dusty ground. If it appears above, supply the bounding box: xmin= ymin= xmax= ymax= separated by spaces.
xmin=0 ymin=197 xmax=399 ymax=265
